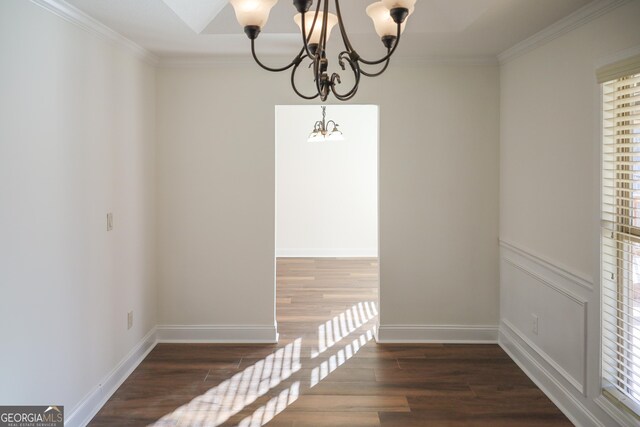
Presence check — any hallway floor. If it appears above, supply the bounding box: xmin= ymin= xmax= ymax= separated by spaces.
xmin=90 ymin=258 xmax=571 ymax=426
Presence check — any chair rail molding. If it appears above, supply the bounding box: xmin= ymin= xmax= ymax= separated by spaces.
xmin=499 ymin=239 xmax=594 ymax=291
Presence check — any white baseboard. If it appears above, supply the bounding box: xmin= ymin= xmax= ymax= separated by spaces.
xmin=65 ymin=327 xmax=157 ymax=427
xmin=156 ymin=324 xmax=278 ymax=343
xmin=376 ymin=324 xmax=498 ymax=343
xmin=64 ymin=324 xmax=277 ymax=426
xmin=499 ymin=325 xmax=604 ymax=427
xmin=501 ymin=319 xmax=585 ymax=395
xmin=276 ymin=248 xmax=378 ymax=258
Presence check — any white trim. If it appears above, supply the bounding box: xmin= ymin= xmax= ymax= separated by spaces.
xmin=394 ymin=55 xmax=498 ymax=66
xmin=500 ymin=239 xmax=594 ymax=291
xmin=376 ymin=324 xmax=498 ymax=343
xmin=65 ymin=327 xmax=157 ymax=427
xmin=500 ymin=247 xmax=589 ymax=397
xmin=595 ymin=44 xmax=640 ymax=71
xmin=159 ymin=55 xmax=279 ymax=68
xmin=31 ymin=0 xmax=630 ymax=70
xmin=156 ymin=324 xmax=278 ymax=343
xmin=499 ymin=326 xmax=605 ymax=427
xmin=502 ymin=257 xmax=589 ymax=306
xmin=158 ymin=54 xmax=498 ymax=69
xmin=30 ymin=0 xmax=158 ymax=66
xmin=498 ymin=0 xmax=630 ymax=64
xmin=594 ymin=395 xmax=640 ymax=427
xmin=276 ymin=248 xmax=378 ymax=258
xmin=501 ymin=319 xmax=586 ymax=395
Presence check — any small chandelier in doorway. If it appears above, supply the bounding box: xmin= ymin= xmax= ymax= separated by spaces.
xmin=308 ymin=106 xmax=344 ymax=142
xmin=229 ymin=0 xmax=417 ymax=102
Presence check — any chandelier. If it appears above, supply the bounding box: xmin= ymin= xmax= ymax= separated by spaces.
xmin=308 ymin=106 xmax=344 ymax=142
xmin=229 ymin=0 xmax=416 ymax=102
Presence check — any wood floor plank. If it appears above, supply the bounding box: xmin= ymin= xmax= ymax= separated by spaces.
xmin=258 ymin=411 xmax=380 ymax=427
xmin=284 ymin=395 xmax=410 ymax=412
xmin=89 ymin=258 xmax=573 ymax=427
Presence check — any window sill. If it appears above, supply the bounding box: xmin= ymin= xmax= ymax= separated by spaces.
xmin=595 ymin=394 xmax=640 ymax=427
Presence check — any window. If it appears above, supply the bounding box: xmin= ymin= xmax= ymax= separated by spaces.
xmin=602 ymin=71 xmax=640 ymax=415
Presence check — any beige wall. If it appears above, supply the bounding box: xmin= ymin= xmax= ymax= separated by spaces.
xmin=156 ymin=61 xmax=500 ymax=338
xmin=499 ymin=1 xmax=640 ymax=425
xmin=0 ymin=0 xmax=156 ymax=423
xmin=9 ymin=0 xmax=640 ymax=424
xmin=276 ymin=105 xmax=379 ymax=258
xmin=0 ymin=0 xmax=501 ymax=418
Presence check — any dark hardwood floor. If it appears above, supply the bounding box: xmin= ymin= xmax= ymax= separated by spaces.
xmin=90 ymin=258 xmax=572 ymax=426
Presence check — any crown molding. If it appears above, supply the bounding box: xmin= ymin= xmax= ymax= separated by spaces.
xmin=393 ymin=55 xmax=498 ymax=66
xmin=498 ymin=0 xmax=631 ymax=64
xmin=159 ymin=55 xmax=275 ymax=68
xmin=158 ymin=54 xmax=498 ymax=69
xmin=37 ymin=0 xmax=616 ymax=70
xmin=31 ymin=0 xmax=159 ymax=66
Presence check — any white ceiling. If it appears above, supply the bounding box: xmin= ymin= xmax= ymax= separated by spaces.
xmin=64 ymin=0 xmax=593 ymax=59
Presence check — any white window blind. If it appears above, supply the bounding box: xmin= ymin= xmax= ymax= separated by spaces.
xmin=602 ymin=71 xmax=640 ymax=416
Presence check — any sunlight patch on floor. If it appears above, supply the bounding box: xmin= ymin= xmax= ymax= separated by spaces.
xmin=151 ymin=301 xmax=378 ymax=426
xmin=311 ymin=326 xmax=376 ymax=387
xmin=312 ymin=301 xmax=378 ymax=358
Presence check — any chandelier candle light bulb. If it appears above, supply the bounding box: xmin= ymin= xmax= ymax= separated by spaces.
xmin=229 ymin=0 xmax=278 ymax=38
xmin=229 ymin=0 xmax=415 ymax=101
xmin=366 ymin=2 xmax=414 ymax=42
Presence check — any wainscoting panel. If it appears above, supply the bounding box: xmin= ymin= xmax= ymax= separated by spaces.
xmin=500 ymin=242 xmax=589 ymax=396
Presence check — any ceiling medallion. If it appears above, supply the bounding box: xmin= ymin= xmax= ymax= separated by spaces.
xmin=230 ymin=0 xmax=416 ymax=101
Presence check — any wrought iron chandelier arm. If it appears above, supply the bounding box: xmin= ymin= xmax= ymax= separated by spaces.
xmin=290 ymin=55 xmax=320 ymax=100
xmin=312 ymin=55 xmax=328 ymax=101
xmin=359 ymin=49 xmax=391 ymax=77
xmin=236 ymin=0 xmax=414 ymax=101
xmin=326 ymin=120 xmax=338 ymax=132
xmin=329 ymin=52 xmax=361 ymax=101
xmin=250 ymin=39 xmax=304 ymax=73
xmin=334 ymin=0 xmax=354 ymax=52
xmin=300 ymin=2 xmax=322 ymax=59
xmin=355 ymin=22 xmax=402 ymax=66
xmin=334 ymin=0 xmax=401 ymax=67
xmin=299 ymin=3 xmax=328 ymax=100
xmin=319 ymin=0 xmax=329 ymax=54
xmin=360 ymin=58 xmax=390 ymax=77
xmin=331 ymin=81 xmax=359 ymax=101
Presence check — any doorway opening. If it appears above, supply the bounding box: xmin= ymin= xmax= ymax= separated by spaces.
xmin=274 ymin=104 xmax=380 ymax=346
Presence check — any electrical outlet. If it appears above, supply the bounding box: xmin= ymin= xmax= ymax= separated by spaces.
xmin=532 ymin=314 xmax=539 ymax=335
xmin=107 ymin=213 xmax=113 ymax=231
xmin=127 ymin=311 xmax=133 ymax=330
